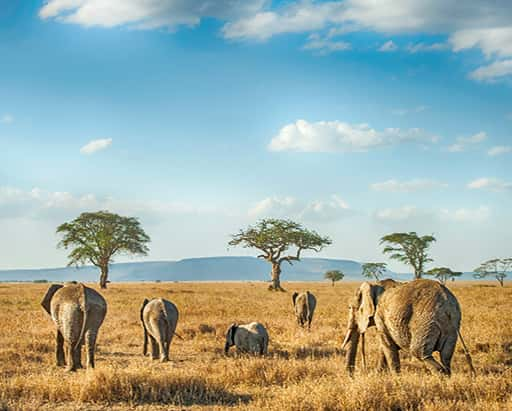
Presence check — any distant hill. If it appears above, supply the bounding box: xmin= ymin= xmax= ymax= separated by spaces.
xmin=0 ymin=256 xmax=404 ymax=282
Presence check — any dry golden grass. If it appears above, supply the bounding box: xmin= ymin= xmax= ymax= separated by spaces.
xmin=0 ymin=281 xmax=511 ymax=410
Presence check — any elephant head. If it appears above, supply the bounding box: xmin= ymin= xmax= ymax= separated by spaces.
xmin=224 ymin=323 xmax=238 ymax=354
xmin=341 ymin=281 xmax=396 ymax=373
xmin=41 ymin=284 xmax=64 ymax=315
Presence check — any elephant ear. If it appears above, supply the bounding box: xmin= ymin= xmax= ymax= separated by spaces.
xmin=292 ymin=292 xmax=298 ymax=307
xmin=357 ymin=282 xmax=375 ymax=333
xmin=41 ymin=284 xmax=63 ymax=315
xmin=227 ymin=323 xmax=237 ymax=345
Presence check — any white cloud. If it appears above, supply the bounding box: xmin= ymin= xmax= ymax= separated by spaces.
xmin=80 ymin=138 xmax=113 ymax=155
xmin=446 ymin=131 xmax=486 ymax=152
xmin=374 ymin=205 xmax=490 ymax=224
xmin=469 ymin=59 xmax=512 ymax=82
xmin=379 ymin=40 xmax=397 ymax=52
xmin=40 ymin=0 xmax=265 ymax=30
xmin=467 ymin=178 xmax=512 ymax=192
xmin=0 ymin=114 xmax=13 ymax=124
xmin=406 ymin=42 xmax=448 ymax=53
xmin=487 ymin=145 xmax=512 ymax=156
xmin=371 ymin=179 xmax=447 ymax=192
xmin=268 ymin=119 xmax=438 ymax=153
xmin=248 ymin=195 xmax=352 ymax=222
xmin=450 ymin=27 xmax=512 ymax=59
xmin=303 ymin=33 xmax=351 ymax=55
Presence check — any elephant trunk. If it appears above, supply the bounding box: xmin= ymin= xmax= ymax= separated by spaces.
xmin=342 ymin=327 xmax=360 ymax=375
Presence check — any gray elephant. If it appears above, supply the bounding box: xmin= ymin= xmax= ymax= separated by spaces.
xmin=292 ymin=291 xmax=316 ymax=330
xmin=140 ymin=298 xmax=179 ymax=362
xmin=341 ymin=279 xmax=474 ymax=375
xmin=41 ymin=282 xmax=107 ymax=371
xmin=224 ymin=322 xmax=269 ymax=355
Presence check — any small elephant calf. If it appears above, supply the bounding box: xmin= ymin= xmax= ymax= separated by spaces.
xmin=224 ymin=322 xmax=269 ymax=355
xmin=140 ymin=298 xmax=179 ymax=362
xmin=292 ymin=291 xmax=316 ymax=330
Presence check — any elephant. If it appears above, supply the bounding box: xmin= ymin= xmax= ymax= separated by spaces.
xmin=292 ymin=291 xmax=316 ymax=330
xmin=41 ymin=282 xmax=107 ymax=372
xmin=224 ymin=322 xmax=269 ymax=355
xmin=140 ymin=298 xmax=179 ymax=362
xmin=341 ymin=279 xmax=475 ymax=376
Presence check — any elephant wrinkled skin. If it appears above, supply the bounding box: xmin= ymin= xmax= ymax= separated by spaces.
xmin=342 ymin=279 xmax=474 ymax=375
xmin=141 ymin=298 xmax=179 ymax=362
xmin=41 ymin=282 xmax=107 ymax=372
xmin=224 ymin=322 xmax=269 ymax=355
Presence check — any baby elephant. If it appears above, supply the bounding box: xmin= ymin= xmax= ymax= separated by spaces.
xmin=292 ymin=291 xmax=316 ymax=330
xmin=140 ymin=298 xmax=179 ymax=362
xmin=224 ymin=322 xmax=269 ymax=355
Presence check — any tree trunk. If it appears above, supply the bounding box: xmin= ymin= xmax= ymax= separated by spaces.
xmin=332 ymin=280 xmax=335 ymax=287
xmin=99 ymin=264 xmax=109 ymax=289
xmin=498 ymin=277 xmax=504 ymax=287
xmin=269 ymin=263 xmax=284 ymax=291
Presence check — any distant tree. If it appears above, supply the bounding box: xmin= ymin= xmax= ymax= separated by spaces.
xmin=425 ymin=267 xmax=463 ymax=284
xmin=324 ymin=270 xmax=344 ymax=286
xmin=380 ymin=232 xmax=436 ymax=279
xmin=57 ymin=211 xmax=150 ymax=289
xmin=229 ymin=218 xmax=331 ymax=291
xmin=361 ymin=262 xmax=387 ymax=281
xmin=473 ymin=258 xmax=512 ymax=287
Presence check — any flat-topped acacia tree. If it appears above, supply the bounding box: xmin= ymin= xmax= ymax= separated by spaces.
xmin=57 ymin=211 xmax=150 ymax=288
xmin=229 ymin=218 xmax=332 ymax=291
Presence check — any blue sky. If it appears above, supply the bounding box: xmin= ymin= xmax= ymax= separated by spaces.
xmin=1 ymin=1 xmax=511 ymax=272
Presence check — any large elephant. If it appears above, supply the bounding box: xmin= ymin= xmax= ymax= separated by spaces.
xmin=140 ymin=298 xmax=179 ymax=362
xmin=292 ymin=291 xmax=316 ymax=330
xmin=341 ymin=279 xmax=474 ymax=375
xmin=41 ymin=282 xmax=107 ymax=371
xmin=224 ymin=322 xmax=269 ymax=355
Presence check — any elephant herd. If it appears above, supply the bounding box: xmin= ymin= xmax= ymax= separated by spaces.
xmin=40 ymin=279 xmax=475 ymax=376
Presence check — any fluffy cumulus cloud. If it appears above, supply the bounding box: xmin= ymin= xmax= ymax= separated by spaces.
xmin=371 ymin=179 xmax=447 ymax=192
xmin=80 ymin=138 xmax=113 ymax=155
xmin=374 ymin=205 xmax=490 ymax=225
xmin=446 ymin=131 xmax=486 ymax=152
xmin=268 ymin=119 xmax=438 ymax=153
xmin=469 ymin=60 xmax=512 ymax=82
xmin=467 ymin=178 xmax=512 ymax=191
xmin=39 ymin=0 xmax=265 ymax=30
xmin=248 ymin=195 xmax=351 ymax=222
xmin=487 ymin=146 xmax=512 ymax=156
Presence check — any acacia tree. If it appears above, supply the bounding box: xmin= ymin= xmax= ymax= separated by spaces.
xmin=361 ymin=262 xmax=387 ymax=281
xmin=229 ymin=218 xmax=331 ymax=291
xmin=473 ymin=258 xmax=512 ymax=287
xmin=380 ymin=232 xmax=436 ymax=279
xmin=57 ymin=211 xmax=150 ymax=288
xmin=425 ymin=267 xmax=463 ymax=284
xmin=325 ymin=270 xmax=344 ymax=286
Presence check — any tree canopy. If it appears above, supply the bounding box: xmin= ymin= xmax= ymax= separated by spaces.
xmin=361 ymin=262 xmax=387 ymax=281
xmin=229 ymin=218 xmax=331 ymax=290
xmin=324 ymin=270 xmax=344 ymax=286
xmin=380 ymin=232 xmax=436 ymax=279
xmin=473 ymin=258 xmax=511 ymax=287
xmin=425 ymin=267 xmax=463 ymax=284
xmin=57 ymin=210 xmax=150 ymax=288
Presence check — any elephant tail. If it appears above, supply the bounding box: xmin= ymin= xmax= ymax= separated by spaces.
xmin=457 ymin=327 xmax=476 ymax=377
xmin=74 ymin=283 xmax=88 ymax=352
xmin=141 ymin=298 xmax=150 ymax=355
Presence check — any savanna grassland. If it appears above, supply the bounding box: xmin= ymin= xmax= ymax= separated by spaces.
xmin=0 ymin=281 xmax=511 ymax=411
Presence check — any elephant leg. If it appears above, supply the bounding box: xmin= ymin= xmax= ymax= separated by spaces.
xmin=422 ymin=355 xmax=449 ymax=375
xmin=377 ymin=349 xmax=389 ymax=372
xmin=56 ymin=330 xmax=65 ymax=367
xmin=159 ymin=337 xmax=168 ymax=363
xmin=379 ymin=332 xmax=400 ymax=374
xmin=73 ymin=342 xmax=83 ymax=369
xmin=440 ymin=336 xmax=457 ymax=376
xmin=85 ymin=330 xmax=98 ymax=369
xmin=150 ymin=336 xmax=159 ymax=360
xmin=411 ymin=327 xmax=448 ymax=375
xmin=65 ymin=342 xmax=76 ymax=372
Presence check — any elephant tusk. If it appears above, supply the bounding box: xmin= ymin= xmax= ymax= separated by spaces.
xmin=341 ymin=328 xmax=353 ymax=350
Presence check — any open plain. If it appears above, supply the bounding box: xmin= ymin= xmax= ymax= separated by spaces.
xmin=0 ymin=281 xmax=511 ymax=411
